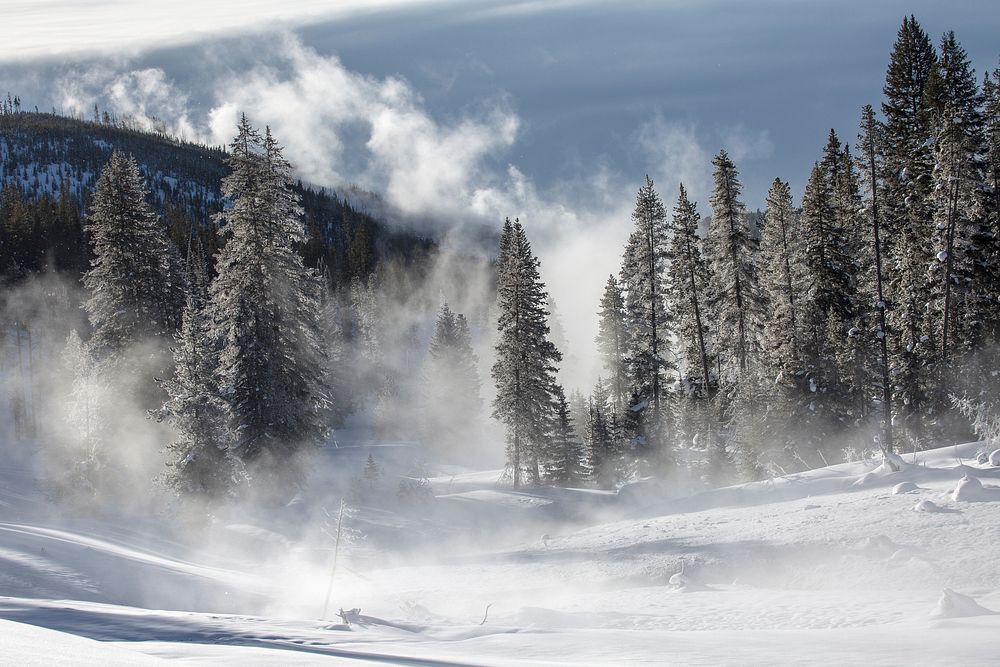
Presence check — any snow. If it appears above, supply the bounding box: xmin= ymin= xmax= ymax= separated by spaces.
xmin=929 ymin=589 xmax=997 ymax=619
xmin=0 ymin=618 xmax=167 ymax=666
xmin=989 ymin=449 xmax=1000 ymax=466
xmin=2 ymin=440 xmax=1000 ymax=665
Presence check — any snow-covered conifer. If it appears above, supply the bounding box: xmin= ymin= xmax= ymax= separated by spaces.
xmin=208 ymin=118 xmax=331 ymax=470
xmin=83 ymin=151 xmax=183 ymax=355
xmin=491 ymin=218 xmax=561 ymax=487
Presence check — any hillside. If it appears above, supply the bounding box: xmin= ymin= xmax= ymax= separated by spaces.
xmin=0 ymin=111 xmax=435 ymax=284
xmin=2 ymin=438 xmax=1000 ymax=665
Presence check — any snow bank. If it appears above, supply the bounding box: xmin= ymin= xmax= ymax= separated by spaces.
xmin=951 ymin=474 xmax=1000 ymax=502
xmin=0 ymin=619 xmax=166 ymax=666
xmin=892 ymin=481 xmax=920 ymax=495
xmin=913 ymin=499 xmax=946 ymax=513
xmin=989 ymin=449 xmax=1000 ymax=467
xmin=930 ymin=589 xmax=997 ymax=619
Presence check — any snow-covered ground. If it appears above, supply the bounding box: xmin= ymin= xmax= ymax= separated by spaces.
xmin=2 ymin=441 xmax=1000 ymax=665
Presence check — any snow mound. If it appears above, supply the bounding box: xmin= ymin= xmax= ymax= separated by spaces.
xmin=930 ymin=589 xmax=998 ymax=619
xmin=888 ymin=548 xmax=916 ymax=563
xmin=892 ymin=481 xmax=920 ymax=495
xmin=875 ymin=452 xmax=907 ymax=474
xmin=951 ymin=474 xmax=1000 ymax=502
xmin=913 ymin=499 xmax=945 ymax=513
xmin=851 ymin=472 xmax=878 ymax=488
xmin=989 ymin=449 xmax=1000 ymax=467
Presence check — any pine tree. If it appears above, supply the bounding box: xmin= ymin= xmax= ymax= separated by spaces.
xmin=667 ymin=184 xmax=714 ymax=398
xmin=595 ymin=275 xmax=629 ymax=413
xmin=83 ymin=151 xmax=183 ymax=355
xmin=568 ymin=388 xmax=590 ymax=445
xmin=492 ymin=218 xmax=562 ymax=487
xmin=924 ymin=32 xmax=985 ymax=373
xmin=881 ymin=16 xmax=938 ymax=443
xmin=982 ymin=62 xmax=1000 ymax=336
xmin=586 ymin=401 xmax=617 ymax=488
xmin=857 ymin=105 xmax=895 ymax=452
xmin=363 ymin=453 xmax=382 ymax=490
xmin=795 ymin=161 xmax=856 ymax=449
xmin=759 ymin=177 xmax=800 ymax=376
xmin=545 ymin=385 xmax=586 ymax=485
xmin=706 ymin=150 xmax=762 ymax=380
xmin=424 ymin=302 xmax=483 ymax=457
xmin=620 ymin=176 xmax=672 ymax=411
xmin=209 ymin=118 xmax=330 ymax=471
xmin=155 ymin=286 xmax=237 ymax=497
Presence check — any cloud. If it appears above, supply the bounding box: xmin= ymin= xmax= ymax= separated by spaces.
xmin=17 ymin=33 xmax=773 ymax=393
xmin=0 ymin=0 xmax=461 ymax=62
xmin=637 ymin=117 xmax=713 ymax=205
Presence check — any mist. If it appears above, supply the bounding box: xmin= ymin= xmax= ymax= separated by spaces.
xmin=3 ymin=4 xmax=1000 ymax=665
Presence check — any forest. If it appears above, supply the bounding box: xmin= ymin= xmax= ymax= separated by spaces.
xmin=1 ymin=16 xmax=999 ymax=508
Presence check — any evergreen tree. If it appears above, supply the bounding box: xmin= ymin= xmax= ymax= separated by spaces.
xmin=492 ymin=218 xmax=562 ymax=487
xmin=82 ymin=151 xmax=183 ymax=355
xmin=881 ymin=16 xmax=937 ymax=443
xmin=857 ymin=104 xmax=895 ymax=452
xmin=208 ymin=118 xmax=331 ymax=471
xmin=982 ymin=62 xmax=1000 ymax=336
xmin=545 ymin=385 xmax=586 ymax=485
xmin=924 ymin=31 xmax=985 ymax=373
xmin=794 ymin=162 xmax=856 ymax=450
xmin=706 ymin=150 xmax=762 ymax=380
xmin=759 ymin=177 xmax=800 ymax=376
xmin=568 ymin=388 xmax=590 ymax=445
xmin=586 ymin=401 xmax=617 ymax=488
xmin=595 ymin=275 xmax=630 ymax=413
xmin=155 ymin=281 xmax=237 ymax=497
xmin=620 ymin=176 xmax=672 ymax=411
xmin=424 ymin=302 xmax=483 ymax=457
xmin=667 ymin=184 xmax=714 ymax=398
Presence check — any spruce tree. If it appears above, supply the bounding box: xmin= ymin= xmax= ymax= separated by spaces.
xmin=667 ymin=184 xmax=714 ymax=398
xmin=595 ymin=275 xmax=630 ymax=413
xmin=545 ymin=385 xmax=586 ymax=485
xmin=924 ymin=32 xmax=985 ymax=370
xmin=620 ymin=176 xmax=672 ymax=411
xmin=492 ymin=218 xmax=562 ymax=487
xmin=982 ymin=62 xmax=1000 ymax=336
xmin=857 ymin=104 xmax=895 ymax=452
xmin=881 ymin=16 xmax=937 ymax=443
xmin=425 ymin=302 xmax=483 ymax=457
xmin=209 ymin=118 xmax=331 ymax=471
xmin=795 ymin=162 xmax=856 ymax=447
xmin=759 ymin=177 xmax=800 ymax=377
xmin=706 ymin=150 xmax=762 ymax=380
xmin=586 ymin=401 xmax=617 ymax=488
xmin=83 ymin=151 xmax=183 ymax=355
xmin=155 ymin=270 xmax=236 ymax=497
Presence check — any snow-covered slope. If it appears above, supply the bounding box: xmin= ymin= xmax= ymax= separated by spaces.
xmin=2 ymin=442 xmax=1000 ymax=665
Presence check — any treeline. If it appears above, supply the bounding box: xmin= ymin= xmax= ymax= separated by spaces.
xmin=494 ymin=17 xmax=1000 ymax=489
xmin=0 ymin=110 xmax=431 ymax=289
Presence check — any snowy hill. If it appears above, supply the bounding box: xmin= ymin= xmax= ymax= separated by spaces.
xmin=2 ymin=441 xmax=1000 ymax=665
xmin=0 ymin=111 xmax=434 ymax=282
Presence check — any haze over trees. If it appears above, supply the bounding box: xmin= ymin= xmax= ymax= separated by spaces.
xmin=0 ymin=14 xmax=998 ymax=504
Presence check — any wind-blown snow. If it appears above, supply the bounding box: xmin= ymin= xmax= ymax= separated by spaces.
xmin=2 ymin=441 xmax=1000 ymax=665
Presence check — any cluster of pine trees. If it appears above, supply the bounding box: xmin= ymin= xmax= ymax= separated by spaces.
xmin=493 ymin=17 xmax=1000 ymax=488
xmin=66 ymin=118 xmax=331 ymax=497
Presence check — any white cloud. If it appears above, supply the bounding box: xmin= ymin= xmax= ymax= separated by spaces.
xmin=0 ymin=0 xmax=460 ymax=62
xmin=32 ymin=35 xmax=772 ymax=392
xmin=638 ymin=117 xmax=713 ymax=206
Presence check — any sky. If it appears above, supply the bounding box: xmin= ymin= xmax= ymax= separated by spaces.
xmin=3 ymin=0 xmax=999 ymax=389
